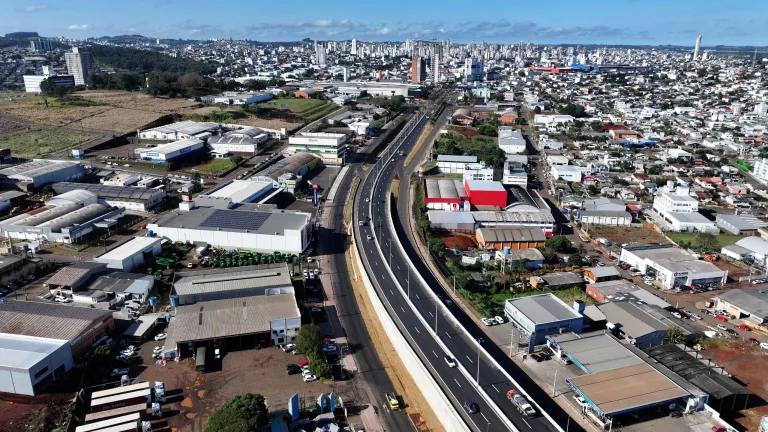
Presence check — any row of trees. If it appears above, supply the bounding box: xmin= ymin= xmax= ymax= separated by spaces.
xmin=292 ymin=323 xmax=332 ymax=378
xmin=88 ymin=44 xmax=218 ymax=75
xmin=87 ymin=71 xmax=242 ymax=98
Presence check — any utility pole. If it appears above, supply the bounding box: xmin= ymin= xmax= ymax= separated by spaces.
xmin=475 ymin=338 xmax=484 ymax=385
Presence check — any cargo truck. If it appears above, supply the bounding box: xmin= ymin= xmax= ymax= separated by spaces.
xmin=507 ymin=390 xmax=536 ymax=417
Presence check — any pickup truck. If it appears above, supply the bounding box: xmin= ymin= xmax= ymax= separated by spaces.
xmin=385 ymin=392 xmax=400 ymax=410
xmin=507 ymin=390 xmax=536 ymax=417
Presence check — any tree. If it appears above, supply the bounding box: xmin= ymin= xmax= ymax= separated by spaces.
xmin=517 ymin=70 xmax=526 ymax=78
xmin=567 ymin=254 xmax=583 ymax=267
xmin=204 ymin=393 xmax=268 ymax=432
xmin=533 ymin=106 xmax=542 ymax=115
xmin=477 ymin=124 xmax=498 ymax=137
xmin=559 ymin=103 xmax=588 ymax=118
xmin=294 ymin=323 xmax=323 ymax=354
xmin=545 ymin=235 xmax=573 ymax=253
xmin=664 ymin=327 xmax=685 ymax=345
xmin=230 ymin=155 xmax=244 ymax=165
xmin=695 ymin=233 xmax=718 ymax=251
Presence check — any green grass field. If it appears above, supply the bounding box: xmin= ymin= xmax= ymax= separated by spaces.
xmin=0 ymin=127 xmax=98 ymax=159
xmin=196 ymin=158 xmax=236 ymax=174
xmin=666 ymin=232 xmax=745 ymax=248
xmin=260 ymin=98 xmax=339 ymax=120
xmin=490 ymin=286 xmax=595 ymax=306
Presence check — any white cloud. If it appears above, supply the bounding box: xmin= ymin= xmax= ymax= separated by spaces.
xmin=189 ymin=29 xmax=201 ymax=34
xmin=314 ymin=19 xmax=333 ymax=27
xmin=376 ymin=27 xmax=391 ymax=35
xmin=67 ymin=24 xmax=90 ymax=31
xmin=127 ymin=28 xmax=136 ymax=32
xmin=20 ymin=5 xmax=46 ymax=13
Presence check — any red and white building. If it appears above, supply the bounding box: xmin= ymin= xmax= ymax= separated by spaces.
xmin=464 ymin=180 xmax=507 ymax=209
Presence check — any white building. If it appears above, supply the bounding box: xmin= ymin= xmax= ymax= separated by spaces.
xmin=652 ymin=187 xmax=716 ymax=233
xmin=0 ymin=159 xmax=85 ymax=188
xmin=721 ymin=236 xmax=768 ymax=266
xmin=100 ymin=173 xmax=140 ymax=187
xmin=534 ymin=114 xmax=575 ymax=131
xmin=463 ymin=166 xmax=494 ymax=182
xmin=136 ymin=138 xmax=206 ymax=162
xmin=498 ymin=126 xmax=527 ymax=154
xmin=502 ymin=163 xmax=527 ymax=187
xmin=753 ymin=158 xmax=768 ymax=184
xmin=95 ymin=237 xmax=163 ymax=272
xmin=288 ymin=132 xmax=347 ymax=166
xmin=551 ymin=165 xmax=582 ymax=182
xmin=63 ymin=47 xmax=94 ymax=86
xmin=437 ymin=155 xmax=478 ymax=174
xmin=619 ymin=244 xmax=727 ymax=290
xmin=23 ymin=66 xmax=75 ymax=93
xmin=0 ymin=334 xmax=74 ymax=396
xmin=139 ymin=121 xmax=218 ymax=141
xmin=208 ymin=128 xmax=270 ymax=155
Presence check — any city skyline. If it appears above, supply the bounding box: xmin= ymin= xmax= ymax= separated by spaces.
xmin=5 ymin=0 xmax=768 ymax=46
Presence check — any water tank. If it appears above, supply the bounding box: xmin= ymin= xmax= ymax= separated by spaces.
xmin=148 ymin=297 xmax=158 ymax=307
xmin=573 ymin=300 xmax=585 ymax=314
xmin=503 ymin=247 xmax=511 ymax=254
xmin=169 ymin=296 xmax=179 ymax=308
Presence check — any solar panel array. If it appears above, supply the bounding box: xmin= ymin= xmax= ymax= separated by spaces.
xmin=53 ymin=182 xmax=161 ymax=201
xmin=199 ymin=209 xmax=271 ymax=231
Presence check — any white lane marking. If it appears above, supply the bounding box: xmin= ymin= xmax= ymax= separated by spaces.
xmin=492 ymin=384 xmax=499 ymax=393
xmin=397 ymin=265 xmax=400 ymax=270
xmin=401 ymin=307 xmax=406 ymax=313
xmin=445 ymin=332 xmax=452 ymax=339
xmin=522 ymin=418 xmax=532 ymax=429
xmin=414 ymin=327 xmax=420 ymax=334
xmin=481 ymin=413 xmax=489 ymax=423
xmin=415 ymin=294 xmax=420 ymax=300
xmin=466 ymin=355 xmax=473 ymax=364
xmin=390 ymin=290 xmax=394 ymax=295
xmin=381 ymin=274 xmax=385 ymax=279
xmin=374 ymin=261 xmax=378 ymax=266
xmin=432 ymin=350 xmax=438 ymax=358
xmin=428 ymin=311 xmax=434 ymax=317
xmin=454 ymin=378 xmax=462 ymax=388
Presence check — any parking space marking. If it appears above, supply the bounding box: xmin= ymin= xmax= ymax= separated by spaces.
xmin=492 ymin=384 xmax=499 ymax=393
xmin=414 ymin=327 xmax=420 ymax=334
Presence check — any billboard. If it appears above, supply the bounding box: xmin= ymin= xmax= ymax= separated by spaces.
xmin=288 ymin=393 xmax=299 ymax=421
xmin=316 ymin=393 xmax=327 ymax=414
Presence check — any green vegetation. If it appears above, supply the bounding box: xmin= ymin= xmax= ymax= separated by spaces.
xmin=0 ymin=127 xmax=97 ymax=158
xmin=259 ymin=98 xmax=339 ymax=120
xmin=666 ymin=232 xmax=744 ymax=249
xmin=88 ymin=44 xmax=217 ymax=74
xmin=558 ymin=103 xmax=588 ymax=118
xmin=434 ymin=133 xmax=507 ymax=180
xmin=204 ymin=393 xmax=268 ymax=432
xmin=665 ymin=327 xmax=685 ymax=344
xmin=196 ymin=158 xmax=237 ymax=174
xmin=294 ymin=324 xmax=323 ymax=354
xmin=545 ymin=235 xmax=574 ymax=253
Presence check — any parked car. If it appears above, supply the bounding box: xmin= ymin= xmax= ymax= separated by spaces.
xmin=748 ymin=338 xmax=759 ymax=345
xmin=573 ymin=395 xmax=590 ymax=409
xmin=760 ymin=342 xmax=768 ymax=350
xmin=739 ymin=324 xmax=751 ymax=331
xmin=111 ymin=368 xmax=129 ymax=377
xmin=717 ymin=324 xmax=728 ymax=331
xmin=717 ymin=316 xmax=728 ymax=322
xmin=481 ymin=317 xmax=495 ymax=326
xmin=311 ymin=307 xmax=322 ymax=313
xmin=286 ymin=364 xmax=300 ymax=375
xmin=154 ymin=333 xmax=167 ymax=341
xmin=494 ymin=316 xmax=505 ymax=324
xmin=302 ymin=374 xmax=317 ymax=382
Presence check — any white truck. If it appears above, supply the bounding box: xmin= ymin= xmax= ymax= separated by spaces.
xmin=508 ymin=391 xmax=536 ymax=417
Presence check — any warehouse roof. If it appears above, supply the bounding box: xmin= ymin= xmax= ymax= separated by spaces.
xmin=585 ymin=266 xmax=621 ymax=278
xmin=567 ymin=363 xmax=689 ymax=417
xmin=549 ymin=331 xmax=644 ymax=374
xmin=0 ymin=333 xmax=68 ymax=371
xmin=716 ymin=289 xmax=768 ymax=319
xmin=540 ymin=271 xmax=585 ymax=287
xmin=53 ymin=182 xmax=164 ymax=203
xmin=0 ymin=300 xmax=112 ymax=341
xmin=45 ymin=262 xmax=106 ymax=287
xmin=153 ymin=207 xmax=309 ymax=235
xmin=465 ymin=179 xmax=506 ymax=192
xmin=36 ymin=203 xmax=112 ymax=232
xmin=477 ymin=227 xmax=545 ymax=243
xmin=427 ymin=211 xmax=475 ymax=225
xmin=207 ymin=179 xmax=274 ymax=203
xmin=597 ymin=301 xmax=673 ymax=338
xmin=173 ymin=264 xmax=292 ymax=297
xmin=424 ymin=178 xmax=466 ymax=200
xmin=139 ymin=138 xmax=203 ymax=156
xmin=0 ymin=190 xmax=25 ymax=201
xmin=733 ymin=236 xmax=768 ymax=256
xmin=97 ymin=237 xmax=162 ymax=262
xmin=142 ymin=120 xmax=217 ymax=136
xmin=167 ymin=294 xmax=299 ymax=343
xmin=255 ymin=152 xmax=317 ymax=180
xmin=717 ymin=214 xmax=764 ymax=230
xmin=472 ymin=210 xmax=556 ymax=224
xmin=505 ymin=293 xmax=582 ymax=325
xmin=0 ymin=159 xmax=81 ymax=179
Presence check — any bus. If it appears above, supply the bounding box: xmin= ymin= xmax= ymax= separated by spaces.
xmin=91 ymin=389 xmax=151 ymax=413
xmin=76 ymin=414 xmax=141 ymax=432
xmin=84 ymin=403 xmax=147 ymax=423
xmin=91 ymin=382 xmax=151 ymax=401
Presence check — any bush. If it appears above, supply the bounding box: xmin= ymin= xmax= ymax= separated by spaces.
xmin=204 ymin=393 xmax=268 ymax=432
xmin=294 ymin=324 xmax=323 ymax=354
xmin=545 ymin=236 xmax=573 ymax=253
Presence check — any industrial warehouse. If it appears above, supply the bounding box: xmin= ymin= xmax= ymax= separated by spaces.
xmin=0 ymin=190 xmax=124 ymax=244
xmin=163 ymin=264 xmax=300 ymax=358
xmin=147 ymin=205 xmax=311 ymax=254
xmin=136 ymin=138 xmax=206 ymax=162
xmin=0 ymin=159 xmax=85 ymax=189
xmin=52 ymin=182 xmax=166 ymax=212
xmin=197 ymin=177 xmax=276 ymax=208
xmin=95 ymin=237 xmax=163 ymax=272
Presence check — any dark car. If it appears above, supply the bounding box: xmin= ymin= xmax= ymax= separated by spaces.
xmin=530 ymin=353 xmax=544 ymax=362
xmin=463 ymin=400 xmax=478 ymax=414
xmin=286 ymin=364 xmax=300 ymax=375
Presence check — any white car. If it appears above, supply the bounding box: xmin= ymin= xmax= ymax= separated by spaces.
xmin=111 ymin=368 xmax=129 ymax=377
xmin=643 ymin=276 xmax=653 ymax=282
xmin=494 ymin=316 xmax=505 ymax=324
xmin=573 ymin=395 xmax=590 ymax=409
xmin=366 ymin=235 xmax=372 ymax=241
xmin=717 ymin=324 xmax=728 ymax=331
xmin=671 ymin=312 xmax=682 ymax=319
xmin=153 ymin=346 xmax=164 ymax=353
xmin=481 ymin=317 xmax=494 ymax=326
xmin=303 ymin=374 xmax=317 ymax=382
xmin=154 ymin=333 xmax=167 ymax=341
xmin=761 ymin=342 xmax=768 ymax=350
xmin=445 ymin=356 xmax=457 ymax=368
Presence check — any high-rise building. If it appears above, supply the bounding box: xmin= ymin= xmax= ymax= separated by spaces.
xmin=464 ymin=58 xmax=484 ymax=82
xmin=29 ymin=39 xmax=53 ymax=52
xmin=411 ymin=56 xmax=426 ymax=84
xmin=693 ymin=34 xmax=702 ymax=61
xmin=64 ymin=47 xmax=95 ymax=86
xmin=351 ymin=38 xmax=357 ymax=56
xmin=430 ymin=44 xmax=442 ymax=86
xmin=342 ymin=67 xmax=349 ymax=82
xmin=315 ymin=41 xmax=326 ymax=65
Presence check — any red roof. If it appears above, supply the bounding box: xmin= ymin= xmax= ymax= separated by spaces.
xmin=626 ymin=205 xmax=641 ymax=212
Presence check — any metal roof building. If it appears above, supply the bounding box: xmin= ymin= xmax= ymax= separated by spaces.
xmin=504 ymin=294 xmax=584 ymax=348
xmin=171 ymin=264 xmax=293 ymax=305
xmin=596 ymin=301 xmax=682 ymax=348
xmin=52 ymin=182 xmax=166 ymax=212
xmin=547 ymin=331 xmax=644 ymax=374
xmin=715 ymin=289 xmax=768 ymax=325
xmin=0 ymin=333 xmax=74 ymax=396
xmin=95 ymin=237 xmax=163 ymax=272
xmin=0 ymin=159 xmax=85 ymax=188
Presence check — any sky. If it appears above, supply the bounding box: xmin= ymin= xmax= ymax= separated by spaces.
xmin=5 ymin=0 xmax=768 ymax=46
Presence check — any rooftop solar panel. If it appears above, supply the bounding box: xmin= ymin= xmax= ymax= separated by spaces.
xmin=199 ymin=209 xmax=271 ymax=232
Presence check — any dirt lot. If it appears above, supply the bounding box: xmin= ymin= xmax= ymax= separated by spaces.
xmin=78 ymin=91 xmax=200 ymax=113
xmin=439 ymin=233 xmax=477 ymax=250
xmin=700 ymin=340 xmax=768 ymax=431
xmin=713 ymin=259 xmax=752 ymax=281
xmin=0 ymin=100 xmax=112 ymax=127
xmin=0 ymin=115 xmax=31 ymax=135
xmin=136 ymin=344 xmax=358 ymax=432
xmin=77 ymin=108 xmax=164 ymax=134
xmin=586 ymin=225 xmax=671 ymax=245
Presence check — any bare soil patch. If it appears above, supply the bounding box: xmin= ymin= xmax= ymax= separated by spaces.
xmin=440 ymin=233 xmax=478 ymax=250
xmin=78 ymin=91 xmax=199 ymax=113
xmin=77 ymin=108 xmax=164 ymax=134
xmin=586 ymin=225 xmax=671 ymax=245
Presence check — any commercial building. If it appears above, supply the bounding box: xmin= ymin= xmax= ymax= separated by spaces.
xmin=52 ymin=182 xmax=166 ymax=212
xmin=411 ymin=56 xmax=427 ymax=83
xmin=580 ymin=211 xmax=631 ymax=226
xmin=551 ymin=164 xmax=582 ymax=182
xmin=75 ymin=273 xmax=153 ymax=305
xmin=436 ymin=155 xmax=477 ymax=174
xmin=472 ymin=209 xmax=556 ymax=237
xmin=23 ymin=66 xmax=75 ymax=93
xmin=208 ymin=128 xmax=270 ymax=155
xmin=136 ymin=138 xmax=206 ymax=162
xmin=0 ymin=299 xmax=113 ymax=358
xmin=464 ymin=58 xmax=484 ymax=82
xmin=463 ymin=166 xmax=494 ymax=182
xmin=495 ymin=248 xmax=545 ymax=269
xmin=502 ymin=162 xmax=527 ymax=187
xmin=619 ymin=244 xmax=727 ymax=289
xmin=498 ymin=127 xmax=526 ymax=154
xmin=0 ymin=190 xmax=124 ymax=244
xmin=752 ymin=158 xmax=768 ymax=184
xmin=475 ymin=227 xmax=545 ymax=250
xmin=597 ymin=301 xmax=680 ymax=348
xmin=423 ymin=178 xmax=467 ymax=211
xmin=139 ymin=121 xmax=218 ymax=141
xmin=0 ymin=334 xmax=74 ymax=396
xmin=201 ymin=92 xmax=273 ymax=105
xmin=30 ymin=39 xmax=53 ymax=51
xmin=714 ymin=289 xmax=768 ymax=326
xmin=287 ymin=132 xmax=347 ymax=165
xmin=147 ymin=206 xmax=311 ymax=254
xmin=652 ymin=187 xmax=716 ymax=233
xmin=64 ymin=47 xmax=95 ymax=86
xmin=583 ymin=266 xmax=621 ymax=284
xmin=586 ymin=280 xmax=671 ymax=308
xmin=721 ymin=236 xmax=768 ymax=265
xmin=464 ymin=180 xmax=507 ymax=209
xmin=504 ymin=293 xmax=583 ymax=348
xmin=95 ymin=237 xmax=162 ymax=272
xmin=171 ymin=264 xmax=293 ymax=305
xmin=425 ymin=211 xmax=475 ymax=233
xmin=716 ymin=214 xmax=766 ymax=235
xmin=255 ymin=153 xmax=318 ymax=193
xmin=198 ymin=177 xmax=275 ymax=208
xmin=529 ymin=271 xmax=585 ymax=290
xmin=0 ymin=159 xmax=85 ymax=189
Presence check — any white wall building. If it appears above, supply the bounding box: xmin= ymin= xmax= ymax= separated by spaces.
xmin=619 ymin=245 xmax=727 ymax=290
xmin=0 ymin=334 xmax=74 ymax=396
xmin=498 ymin=126 xmax=527 ymax=155
xmin=136 ymin=138 xmax=206 ymax=162
xmin=502 ymin=164 xmax=527 ymax=187
xmin=63 ymin=47 xmax=94 ymax=86
xmin=463 ymin=167 xmax=494 ymax=182
xmin=95 ymin=237 xmax=163 ymax=272
xmin=288 ymin=132 xmax=347 ymax=166
xmin=23 ymin=67 xmax=75 ymax=93
xmin=652 ymin=187 xmax=717 ymax=233
xmin=753 ymin=158 xmax=768 ymax=184
xmin=437 ymin=155 xmax=478 ymax=174
xmin=551 ymin=165 xmax=582 ymax=182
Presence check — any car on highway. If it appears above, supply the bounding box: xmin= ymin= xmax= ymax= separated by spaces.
xmin=725 ymin=329 xmax=738 ymax=336
xmin=748 ymin=338 xmax=759 ymax=345
xmin=366 ymin=235 xmax=372 ymax=241
xmin=463 ymin=401 xmax=478 ymax=414
xmin=445 ymin=356 xmax=457 ymax=368
xmin=739 ymin=324 xmax=751 ymax=331
xmin=671 ymin=311 xmax=682 ymax=319
xmin=761 ymin=342 xmax=768 ymax=350
xmin=443 ymin=299 xmax=453 ymax=306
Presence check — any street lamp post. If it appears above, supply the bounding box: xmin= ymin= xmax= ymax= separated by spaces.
xmin=475 ymin=338 xmax=484 ymax=386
